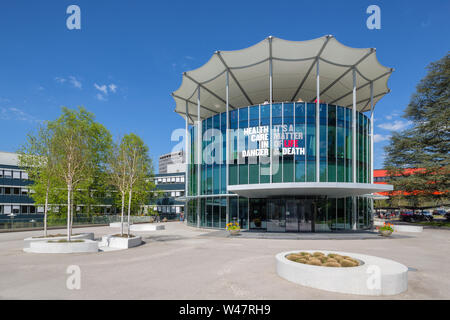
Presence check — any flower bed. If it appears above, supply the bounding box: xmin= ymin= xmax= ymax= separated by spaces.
xmin=377 ymin=222 xmax=394 ymax=236
xmin=285 ymin=251 xmax=361 ymax=267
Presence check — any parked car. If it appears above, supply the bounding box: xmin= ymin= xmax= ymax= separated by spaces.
xmin=433 ymin=209 xmax=446 ymax=216
xmin=445 ymin=212 xmax=450 ymax=221
xmin=400 ymin=211 xmax=433 ymax=222
xmin=421 ymin=211 xmax=434 ymax=222
xmin=400 ymin=211 xmax=414 ymax=222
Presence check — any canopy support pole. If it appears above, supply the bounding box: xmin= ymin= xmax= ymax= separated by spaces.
xmin=185 ymin=101 xmax=189 ymax=220
xmin=370 ymin=82 xmax=374 ymax=184
xmin=316 ymin=58 xmax=320 ymax=182
xmin=269 ymin=36 xmax=273 ymax=183
xmin=225 ymin=70 xmax=230 ymax=225
xmin=352 ymin=68 xmax=357 ymax=230
xmin=197 ymin=86 xmax=201 ymax=228
xmin=370 ymin=81 xmax=375 ymax=229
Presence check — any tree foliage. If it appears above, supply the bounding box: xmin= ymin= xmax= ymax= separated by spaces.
xmin=384 ymin=53 xmax=450 ymax=206
xmin=108 ymin=133 xmax=155 ymax=235
xmin=48 ymin=107 xmax=112 ymax=239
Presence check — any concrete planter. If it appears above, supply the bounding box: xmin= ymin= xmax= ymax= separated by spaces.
xmin=129 ymin=223 xmax=165 ymax=232
xmin=392 ymin=225 xmax=423 ymax=233
xmin=229 ymin=229 xmax=241 ymax=236
xmin=24 ymin=233 xmax=94 ymax=249
xmin=100 ymin=234 xmax=142 ymax=249
xmin=109 ymin=222 xmax=129 ymax=228
xmin=380 ymin=229 xmax=393 ymax=237
xmin=276 ymin=250 xmax=408 ymax=296
xmin=24 ymin=239 xmax=98 ymax=254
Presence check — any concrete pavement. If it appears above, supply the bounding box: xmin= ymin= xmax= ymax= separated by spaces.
xmin=0 ymin=222 xmax=449 ymax=299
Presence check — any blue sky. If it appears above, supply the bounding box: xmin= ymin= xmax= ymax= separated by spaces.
xmin=0 ymin=0 xmax=448 ymax=171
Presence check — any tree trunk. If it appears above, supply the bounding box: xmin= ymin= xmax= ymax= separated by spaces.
xmin=121 ymin=191 xmax=125 ymax=236
xmin=67 ymin=185 xmax=71 ymax=242
xmin=70 ymin=190 xmax=74 ymax=237
xmin=127 ymin=188 xmax=132 ymax=237
xmin=44 ymin=183 xmax=49 ymax=237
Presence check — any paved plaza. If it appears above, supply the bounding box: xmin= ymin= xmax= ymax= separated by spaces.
xmin=0 ymin=222 xmax=449 ymax=299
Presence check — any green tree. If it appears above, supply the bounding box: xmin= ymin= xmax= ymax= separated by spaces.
xmin=108 ymin=137 xmax=129 ymax=236
xmin=384 ymin=53 xmax=450 ymax=207
xmin=18 ymin=124 xmax=59 ymax=236
xmin=49 ymin=107 xmax=112 ymax=241
xmin=108 ymin=134 xmax=155 ymax=236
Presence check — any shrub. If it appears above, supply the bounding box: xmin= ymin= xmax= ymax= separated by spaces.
xmin=341 ymin=259 xmax=357 ymax=267
xmin=320 ymin=257 xmax=329 ymax=263
xmin=296 ymin=258 xmax=308 ymax=264
xmin=300 ymin=252 xmax=311 ymax=257
xmin=324 ymin=262 xmax=341 ymax=267
xmin=286 ymin=254 xmax=302 ymax=261
xmin=313 ymin=252 xmax=324 ymax=257
xmin=306 ymin=258 xmax=322 ymax=266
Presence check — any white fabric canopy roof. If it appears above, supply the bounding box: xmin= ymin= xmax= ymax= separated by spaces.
xmin=173 ymin=35 xmax=393 ymax=124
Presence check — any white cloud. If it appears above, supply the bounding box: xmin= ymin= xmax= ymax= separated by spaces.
xmin=96 ymin=93 xmax=107 ymax=101
xmin=373 ymin=134 xmax=391 ymax=143
xmin=55 ymin=77 xmax=66 ymax=83
xmin=385 ymin=115 xmax=392 ymax=120
xmin=0 ymin=107 xmax=40 ymax=122
xmin=55 ymin=76 xmax=82 ymax=89
xmin=94 ymin=83 xmax=118 ymax=99
xmin=108 ymin=84 xmax=117 ymax=93
xmin=377 ymin=120 xmax=412 ymax=131
xmin=94 ymin=83 xmax=108 ymax=95
xmin=69 ymin=76 xmax=82 ymax=89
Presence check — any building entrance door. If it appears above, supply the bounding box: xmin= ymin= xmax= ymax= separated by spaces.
xmin=299 ymin=199 xmax=313 ymax=232
xmin=285 ymin=199 xmax=299 ymax=232
xmin=266 ymin=199 xmax=285 ymax=232
xmin=249 ymin=198 xmax=266 ymax=230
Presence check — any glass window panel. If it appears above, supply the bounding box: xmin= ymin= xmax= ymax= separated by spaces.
xmin=306 ymin=103 xmax=316 ymax=182
xmin=213 ymin=198 xmax=220 ymax=228
xmin=229 ymin=197 xmax=238 ymax=222
xmin=327 ymin=105 xmax=336 ymax=182
xmin=239 ymin=197 xmax=248 ymax=229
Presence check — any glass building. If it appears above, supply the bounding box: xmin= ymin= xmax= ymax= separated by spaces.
xmin=173 ymin=36 xmax=394 ymax=232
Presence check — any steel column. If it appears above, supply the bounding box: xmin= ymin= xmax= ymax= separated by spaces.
xmin=352 ymin=68 xmax=357 ymax=230
xmin=225 ymin=71 xmax=230 ymax=225
xmin=197 ymin=86 xmax=201 ymax=228
xmin=316 ymin=59 xmax=320 ymax=182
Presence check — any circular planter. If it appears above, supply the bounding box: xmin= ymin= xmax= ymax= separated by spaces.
xmin=109 ymin=222 xmax=129 ymax=228
xmin=130 ymin=223 xmax=165 ymax=232
xmin=276 ymin=250 xmax=408 ymax=296
xmin=100 ymin=235 xmax=142 ymax=249
xmin=380 ymin=229 xmax=393 ymax=237
xmin=228 ymin=229 xmax=240 ymax=236
xmin=24 ymin=233 xmax=94 ymax=249
xmin=24 ymin=239 xmax=98 ymax=254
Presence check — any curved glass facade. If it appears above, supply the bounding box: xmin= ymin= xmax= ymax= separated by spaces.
xmin=186 ymin=102 xmax=373 ymax=232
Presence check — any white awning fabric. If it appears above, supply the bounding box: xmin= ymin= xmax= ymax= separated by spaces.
xmin=172 ymin=35 xmax=393 ymax=124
